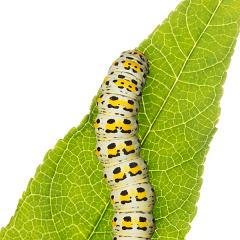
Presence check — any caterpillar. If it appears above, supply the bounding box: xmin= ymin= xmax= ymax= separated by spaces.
xmin=94 ymin=49 xmax=155 ymax=239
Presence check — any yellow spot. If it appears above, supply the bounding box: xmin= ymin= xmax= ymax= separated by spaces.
xmin=122 ymin=60 xmax=142 ymax=73
xmin=93 ymin=122 xmax=99 ymax=129
xmin=136 ymin=191 xmax=147 ymax=200
xmin=105 ymin=121 xmax=117 ymax=131
xmin=95 ymin=149 xmax=100 ymax=157
xmin=107 ymin=148 xmax=118 ymax=156
xmin=108 ymin=98 xmax=134 ymax=111
xmin=122 ymin=220 xmax=133 ymax=228
xmin=120 ymin=121 xmax=133 ymax=131
xmin=138 ymin=220 xmax=148 ymax=228
xmin=97 ymin=96 xmax=103 ymax=104
xmin=112 ymin=220 xmax=116 ymax=227
xmin=113 ymin=79 xmax=137 ymax=92
xmin=130 ymin=165 xmax=141 ymax=175
xmin=113 ymin=172 xmax=125 ymax=180
xmin=125 ymin=145 xmax=135 ymax=153
xmin=119 ymin=194 xmax=130 ymax=202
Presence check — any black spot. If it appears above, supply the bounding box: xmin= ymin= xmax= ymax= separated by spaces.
xmin=107 ymin=143 xmax=116 ymax=149
xmin=118 ymin=74 xmax=125 ymax=78
xmin=123 ymin=119 xmax=131 ymax=124
xmin=137 ymin=187 xmax=145 ymax=193
xmin=111 ymin=195 xmax=114 ymax=199
xmin=108 ymin=104 xmax=119 ymax=109
xmin=124 ymin=140 xmax=132 ymax=146
xmin=105 ymin=81 xmax=109 ymax=85
xmin=104 ymin=174 xmax=107 ymax=178
xmin=123 ymin=107 xmax=133 ymax=112
xmin=120 ymin=190 xmax=128 ymax=196
xmin=114 ymin=62 xmax=119 ymax=66
xmin=107 ymin=119 xmax=115 ymax=124
xmin=126 ymin=56 xmax=133 ymax=60
xmin=113 ymin=217 xmax=117 ymax=221
xmin=139 ymin=217 xmax=147 ymax=222
xmin=96 ymin=119 xmax=100 ymax=123
xmin=113 ymin=167 xmax=121 ymax=174
xmin=123 ymin=216 xmax=131 ymax=222
xmin=110 ymin=96 xmax=118 ymax=100
xmin=136 ymin=196 xmax=147 ymax=202
xmin=106 ymin=129 xmax=118 ymax=133
xmin=121 ymin=129 xmax=131 ymax=134
xmin=97 ymin=147 xmax=101 ymax=151
xmin=128 ymin=99 xmax=134 ymax=105
xmin=122 ymin=226 xmax=132 ymax=230
xmin=131 ymin=79 xmax=138 ymax=85
xmin=137 ymin=226 xmax=147 ymax=231
xmin=129 ymin=162 xmax=137 ymax=168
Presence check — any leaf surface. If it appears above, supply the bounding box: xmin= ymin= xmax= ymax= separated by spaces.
xmin=1 ymin=0 xmax=239 ymax=239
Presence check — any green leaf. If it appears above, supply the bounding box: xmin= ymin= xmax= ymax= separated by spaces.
xmin=1 ymin=0 xmax=239 ymax=239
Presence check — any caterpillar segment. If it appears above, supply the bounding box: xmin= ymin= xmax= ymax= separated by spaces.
xmin=97 ymin=93 xmax=139 ymax=117
xmin=101 ymin=73 xmax=143 ymax=100
xmin=94 ymin=114 xmax=138 ymax=139
xmin=94 ymin=50 xmax=155 ymax=239
xmin=112 ymin=212 xmax=155 ymax=238
xmin=96 ymin=136 xmax=140 ymax=166
xmin=111 ymin=182 xmax=155 ymax=212
xmin=103 ymin=157 xmax=149 ymax=189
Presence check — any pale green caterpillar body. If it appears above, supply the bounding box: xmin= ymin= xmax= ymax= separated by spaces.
xmin=94 ymin=50 xmax=155 ymax=239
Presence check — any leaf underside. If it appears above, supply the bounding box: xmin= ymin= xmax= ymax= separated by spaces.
xmin=1 ymin=0 xmax=239 ymax=239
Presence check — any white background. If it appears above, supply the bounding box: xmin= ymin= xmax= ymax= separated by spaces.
xmin=0 ymin=1 xmax=239 ymax=239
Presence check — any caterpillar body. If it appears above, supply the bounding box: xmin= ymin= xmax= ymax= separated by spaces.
xmin=94 ymin=50 xmax=155 ymax=239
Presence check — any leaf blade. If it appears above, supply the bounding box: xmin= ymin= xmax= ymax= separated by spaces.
xmin=1 ymin=0 xmax=239 ymax=239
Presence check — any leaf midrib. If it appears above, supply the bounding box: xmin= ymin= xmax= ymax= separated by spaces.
xmin=141 ymin=0 xmax=223 ymax=146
